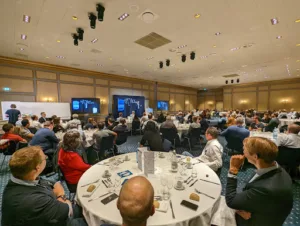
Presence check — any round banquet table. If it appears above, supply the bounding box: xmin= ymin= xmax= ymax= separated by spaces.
xmin=279 ymin=118 xmax=300 ymax=127
xmin=77 ymin=152 xmax=222 ymax=226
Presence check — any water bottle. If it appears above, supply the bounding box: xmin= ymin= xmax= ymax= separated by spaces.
xmin=273 ymin=127 xmax=278 ymax=140
xmin=136 ymin=142 xmax=139 ymax=163
xmin=171 ymin=150 xmax=178 ymax=172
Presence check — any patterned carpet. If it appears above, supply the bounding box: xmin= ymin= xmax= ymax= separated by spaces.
xmin=0 ymin=135 xmax=299 ymax=226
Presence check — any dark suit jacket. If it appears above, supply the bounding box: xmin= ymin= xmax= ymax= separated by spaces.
xmin=226 ymin=167 xmax=293 ymax=226
xmin=39 ymin=117 xmax=46 ymax=123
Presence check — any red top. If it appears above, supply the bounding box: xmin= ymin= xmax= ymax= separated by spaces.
xmin=58 ymin=148 xmax=91 ymax=185
xmin=1 ymin=133 xmax=23 ymax=142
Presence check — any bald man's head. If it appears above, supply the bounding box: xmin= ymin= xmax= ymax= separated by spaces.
xmin=117 ymin=176 xmax=154 ymax=226
xmin=288 ymin=124 xmax=300 ymax=134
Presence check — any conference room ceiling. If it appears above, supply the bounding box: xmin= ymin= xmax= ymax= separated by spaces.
xmin=0 ymin=0 xmax=300 ymax=89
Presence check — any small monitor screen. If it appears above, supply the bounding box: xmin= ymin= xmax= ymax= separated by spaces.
xmin=71 ymin=98 xmax=100 ymax=114
xmin=157 ymin=101 xmax=169 ymax=111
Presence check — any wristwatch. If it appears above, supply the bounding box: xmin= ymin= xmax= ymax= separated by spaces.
xmin=57 ymin=195 xmax=67 ymax=201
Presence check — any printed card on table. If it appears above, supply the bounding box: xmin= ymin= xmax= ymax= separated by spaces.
xmin=117 ymin=170 xmax=133 ymax=178
xmin=144 ymin=151 xmax=155 ymax=176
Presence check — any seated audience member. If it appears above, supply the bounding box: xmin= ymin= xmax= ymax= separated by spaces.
xmin=287 ymin=108 xmax=296 ymax=119
xmin=5 ymin=104 xmax=21 ymax=125
xmin=58 ymin=131 xmax=91 ymax=190
xmin=277 ymin=124 xmax=300 ymax=148
xmin=278 ymin=109 xmax=288 ymax=119
xmin=182 ymin=127 xmax=223 ymax=172
xmin=84 ymin=118 xmax=95 ymax=130
xmin=67 ymin=114 xmax=81 ymax=129
xmin=140 ymin=121 xmax=164 ymax=152
xmin=226 ymin=117 xmax=236 ymax=127
xmin=105 ymin=113 xmax=115 ymax=127
xmin=116 ymin=112 xmax=124 ymax=122
xmin=30 ymin=115 xmax=43 ymax=130
xmin=117 ymin=176 xmax=155 ymax=226
xmin=142 ymin=113 xmax=158 ymax=131
xmin=93 ymin=122 xmax=117 ymax=149
xmin=68 ymin=124 xmax=86 ymax=141
xmin=130 ymin=111 xmax=135 ymax=118
xmin=218 ymin=113 xmax=227 ymax=124
xmin=53 ymin=117 xmax=65 ymax=133
xmin=264 ymin=113 xmax=279 ymax=132
xmin=160 ymin=116 xmax=177 ymax=131
xmin=15 ymin=114 xmax=30 ymax=127
xmin=184 ymin=111 xmax=191 ymax=122
xmin=250 ymin=116 xmax=265 ymax=130
xmin=140 ymin=112 xmax=148 ymax=125
xmin=19 ymin=119 xmax=34 ymax=142
xmin=176 ymin=112 xmax=184 ymax=124
xmin=262 ymin=113 xmax=271 ymax=124
xmin=187 ymin=112 xmax=194 ymax=123
xmin=1 ymin=146 xmax=87 ymax=226
xmin=30 ymin=121 xmax=59 ymax=154
xmin=157 ymin=111 xmax=166 ymax=123
xmin=245 ymin=113 xmax=253 ymax=127
xmin=107 ymin=118 xmax=116 ymax=131
xmin=199 ymin=115 xmax=209 ymax=133
xmin=39 ymin=112 xmax=47 ymax=123
xmin=132 ymin=114 xmax=140 ymax=123
xmin=113 ymin=118 xmax=128 ymax=133
xmin=1 ymin=123 xmax=27 ymax=143
xmin=226 ymin=137 xmax=293 ymax=226
xmin=188 ymin=116 xmax=201 ymax=134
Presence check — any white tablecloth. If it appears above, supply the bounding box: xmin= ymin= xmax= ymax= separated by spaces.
xmin=77 ymin=152 xmax=222 ymax=226
xmin=279 ymin=119 xmax=300 ymax=127
xmin=250 ymin=132 xmax=278 ymax=145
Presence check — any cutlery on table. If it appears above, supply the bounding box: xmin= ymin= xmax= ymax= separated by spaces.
xmin=195 ymin=188 xmax=215 ymax=199
xmin=187 ymin=178 xmax=194 ymax=185
xmin=199 ymin=178 xmax=220 ymax=185
xmin=102 ymin=180 xmax=108 ymax=188
xmin=107 ymin=178 xmax=113 ymax=185
xmin=169 ymin=200 xmax=175 ymax=219
xmin=81 ymin=179 xmax=100 ymax=187
xmin=184 ymin=176 xmax=192 ymax=183
xmin=189 ymin=179 xmax=198 ymax=187
xmin=88 ymin=192 xmax=111 ymax=202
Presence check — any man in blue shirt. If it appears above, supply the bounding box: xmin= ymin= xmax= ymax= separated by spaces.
xmin=221 ymin=117 xmax=250 ymax=155
xmin=5 ymin=104 xmax=21 ymax=125
xmin=30 ymin=121 xmax=59 ymax=154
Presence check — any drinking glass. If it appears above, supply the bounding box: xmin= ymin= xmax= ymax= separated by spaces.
xmin=192 ymin=168 xmax=197 ymax=178
xmin=179 ymin=164 xmax=187 ymax=176
xmin=114 ymin=177 xmax=121 ymax=191
xmin=166 ymin=177 xmax=174 ymax=199
xmin=160 ymin=175 xmax=168 ymax=200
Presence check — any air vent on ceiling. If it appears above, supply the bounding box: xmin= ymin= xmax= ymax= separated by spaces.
xmin=135 ymin=32 xmax=171 ymax=50
xmin=14 ymin=53 xmax=28 ymax=59
xmin=222 ymin=74 xmax=239 ymax=78
xmin=91 ymin=49 xmax=102 ymax=54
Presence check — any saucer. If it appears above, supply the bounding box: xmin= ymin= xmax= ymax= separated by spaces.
xmin=170 ymin=169 xmax=178 ymax=173
xmin=102 ymin=173 xmax=111 ymax=178
xmin=124 ymin=158 xmax=130 ymax=161
xmin=159 ymin=155 xmax=165 ymax=158
xmin=174 ymin=185 xmax=185 ymax=190
xmin=186 ymin=165 xmax=193 ymax=169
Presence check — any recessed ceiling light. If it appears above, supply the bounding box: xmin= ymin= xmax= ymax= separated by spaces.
xmin=296 ymin=44 xmax=300 ymax=46
xmin=56 ymin=40 xmax=61 ymax=43
xmin=45 ymin=57 xmax=49 ymax=59
xmin=177 ymin=45 xmax=187 ymax=49
xmin=194 ymin=14 xmax=201 ymax=18
xmin=276 ymin=36 xmax=282 ymax=39
xmin=23 ymin=15 xmax=31 ymax=23
xmin=297 ymin=60 xmax=300 ymax=62
xmin=297 ymin=69 xmax=300 ymax=71
xmin=20 ymin=48 xmax=24 ymax=51
xmin=146 ymin=57 xmax=154 ymax=60
xmin=148 ymin=64 xmax=152 ymax=67
xmin=91 ymin=38 xmax=98 ymax=43
xmin=215 ymin=32 xmax=221 ymax=36
xmin=79 ymin=50 xmax=83 ymax=52
xmin=56 ymin=56 xmax=65 ymax=59
xmin=96 ymin=64 xmax=103 ymax=66
xmin=21 ymin=34 xmax=27 ymax=40
xmin=200 ymin=55 xmax=208 ymax=59
xmin=118 ymin=13 xmax=130 ymax=21
xmin=295 ymin=19 xmax=300 ymax=23
xmin=231 ymin=47 xmax=240 ymax=51
xmin=242 ymin=65 xmax=247 ymax=67
xmin=109 ymin=57 xmax=112 ymax=60
xmin=72 ymin=16 xmax=78 ymax=20
xmin=271 ymin=18 xmax=279 ymax=25
xmin=213 ymin=45 xmax=217 ymax=48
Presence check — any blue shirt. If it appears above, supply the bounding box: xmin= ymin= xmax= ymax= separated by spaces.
xmin=221 ymin=125 xmax=250 ymax=141
xmin=5 ymin=109 xmax=21 ymax=124
xmin=30 ymin=128 xmax=59 ymax=151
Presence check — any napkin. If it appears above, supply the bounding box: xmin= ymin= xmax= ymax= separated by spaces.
xmin=156 ymin=201 xmax=169 ymax=213
xmin=82 ymin=183 xmax=101 ymax=198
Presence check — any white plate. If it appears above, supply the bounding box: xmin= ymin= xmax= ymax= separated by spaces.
xmin=174 ymin=185 xmax=185 ymax=190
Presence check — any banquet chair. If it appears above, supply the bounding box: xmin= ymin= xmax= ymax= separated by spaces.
xmin=58 ymin=165 xmax=77 ymax=201
xmin=0 ymin=140 xmax=17 ymax=173
xmin=160 ymin=128 xmax=179 ymax=148
xmin=115 ymin=131 xmax=129 ymax=153
xmin=184 ymin=127 xmax=202 ymax=151
xmin=276 ymin=146 xmax=300 ymax=180
xmin=224 ymin=135 xmax=244 ymax=156
xmin=93 ymin=135 xmax=115 ymax=161
xmin=131 ymin=120 xmax=141 ymax=135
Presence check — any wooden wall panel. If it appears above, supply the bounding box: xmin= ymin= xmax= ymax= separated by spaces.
xmin=197 ymin=97 xmax=205 ymax=110
xmin=0 ymin=66 xmax=32 ymax=77
xmin=157 ymin=92 xmax=169 ymax=100
xmin=189 ymin=95 xmax=197 ymax=110
xmin=223 ymin=94 xmax=232 ymax=110
xmin=96 ymin=79 xmax=108 ymax=85
xmin=158 ymin=87 xmax=169 ymax=92
xmin=0 ymin=78 xmax=33 ymax=92
xmin=133 ymin=84 xmax=142 ymax=89
xmin=259 ymin=86 xmax=268 ymax=91
xmin=36 ymin=71 xmax=56 ymax=80
xmin=142 ymin=91 xmax=150 ymax=99
xmin=232 ymin=92 xmax=256 ymax=109
xmin=60 ymin=74 xmax=93 ymax=84
xmin=36 ymin=81 xmax=58 ymax=102
xmin=96 ymin=87 xmax=109 ymax=115
xmin=258 ymin=91 xmax=268 ymax=111
xmin=233 ymin=87 xmax=256 ymax=92
xmin=132 ymin=90 xmax=142 ymax=96
xmin=110 ymin=81 xmax=132 ymax=88
xmin=204 ymin=96 xmax=216 ymax=110
xmin=60 ymin=84 xmax=94 ymax=102
xmin=271 ymin=83 xmax=300 ymax=90
xmin=175 ymin=94 xmax=184 ymax=111
xmin=269 ymin=90 xmax=300 ymax=111
xmin=143 ymin=85 xmax=149 ymax=90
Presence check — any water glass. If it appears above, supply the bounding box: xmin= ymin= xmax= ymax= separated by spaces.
xmin=192 ymin=168 xmax=197 ymax=178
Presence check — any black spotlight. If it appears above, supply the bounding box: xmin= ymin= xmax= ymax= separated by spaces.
xmin=181 ymin=54 xmax=186 ymax=62
xmin=72 ymin=34 xmax=79 ymax=46
xmin=166 ymin=59 xmax=170 ymax=67
xmin=237 ymin=78 xmax=240 ymax=83
xmin=96 ymin=4 xmax=105 ymax=21
xmin=77 ymin=28 xmax=84 ymax=41
xmin=159 ymin=61 xmax=163 ymax=69
xmin=89 ymin=13 xmax=97 ymax=29
xmin=226 ymin=80 xmax=228 ymax=84
xmin=190 ymin=52 xmax=196 ymax=60
xmin=231 ymin=79 xmax=234 ymax=84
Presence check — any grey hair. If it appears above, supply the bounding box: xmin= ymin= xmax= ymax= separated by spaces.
xmin=236 ymin=117 xmax=244 ymax=125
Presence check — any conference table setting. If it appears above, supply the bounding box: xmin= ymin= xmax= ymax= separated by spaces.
xmin=77 ymin=152 xmax=224 ymax=226
xmin=279 ymin=118 xmax=300 ymax=127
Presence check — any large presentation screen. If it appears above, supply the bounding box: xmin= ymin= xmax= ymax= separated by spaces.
xmin=113 ymin=95 xmax=145 ymax=118
xmin=157 ymin=100 xmax=169 ymax=111
xmin=71 ymin=98 xmax=100 ymax=114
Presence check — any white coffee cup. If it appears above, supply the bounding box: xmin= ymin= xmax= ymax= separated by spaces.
xmin=159 ymin=153 xmax=164 ymax=158
xmin=186 ymin=162 xmax=192 ymax=168
xmin=124 ymin=155 xmax=129 ymax=161
xmin=176 ymin=180 xmax=183 ymax=188
xmin=104 ymin=170 xmax=109 ymax=175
